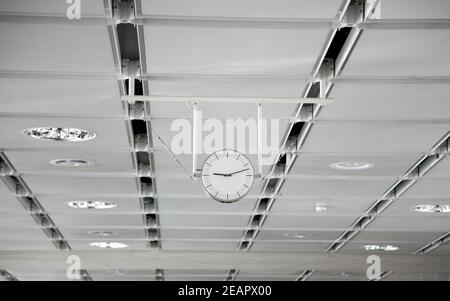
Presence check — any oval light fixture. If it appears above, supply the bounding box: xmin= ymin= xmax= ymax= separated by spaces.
xmin=50 ymin=159 xmax=94 ymax=167
xmin=411 ymin=204 xmax=450 ymax=213
xmin=23 ymin=127 xmax=96 ymax=142
xmin=283 ymin=233 xmax=309 ymax=239
xmin=89 ymin=242 xmax=128 ymax=249
xmin=362 ymin=244 xmax=399 ymax=252
xmin=88 ymin=231 xmax=115 ymax=237
xmin=330 ymin=161 xmax=374 ymax=171
xmin=67 ymin=201 xmax=117 ymax=210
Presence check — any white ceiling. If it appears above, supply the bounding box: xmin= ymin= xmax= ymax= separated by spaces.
xmin=0 ymin=0 xmax=449 ymax=281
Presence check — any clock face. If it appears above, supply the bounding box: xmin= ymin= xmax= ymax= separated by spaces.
xmin=201 ymin=150 xmax=254 ymax=203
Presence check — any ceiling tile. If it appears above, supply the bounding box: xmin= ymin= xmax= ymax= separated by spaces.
xmin=142 ymin=0 xmax=342 ymax=19
xmin=322 ymin=83 xmax=450 ymax=120
xmin=301 ymin=120 xmax=450 ymax=153
xmin=343 ymin=29 xmax=450 ymax=77
xmin=144 ymin=26 xmax=328 ymax=76
xmin=0 ymin=23 xmax=115 ymax=73
xmin=0 ymin=0 xmax=106 ymax=16
xmin=0 ymin=78 xmax=122 ymax=116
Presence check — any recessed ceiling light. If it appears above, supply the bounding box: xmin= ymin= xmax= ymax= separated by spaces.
xmin=106 ymin=270 xmax=127 ymax=276
xmin=88 ymin=231 xmax=115 ymax=237
xmin=283 ymin=233 xmax=309 ymax=239
xmin=23 ymin=127 xmax=96 ymax=142
xmin=315 ymin=203 xmax=328 ymax=213
xmin=50 ymin=159 xmax=94 ymax=167
xmin=362 ymin=244 xmax=399 ymax=252
xmin=68 ymin=201 xmax=117 ymax=210
xmin=330 ymin=161 xmax=374 ymax=171
xmin=411 ymin=204 xmax=450 ymax=213
xmin=89 ymin=242 xmax=128 ymax=249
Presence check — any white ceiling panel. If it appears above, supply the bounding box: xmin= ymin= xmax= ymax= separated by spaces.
xmin=0 ymin=117 xmax=129 ymax=150
xmin=421 ymin=156 xmax=450 ymax=178
xmin=0 ymin=23 xmax=115 ymax=73
xmin=59 ymin=228 xmax=147 ymax=240
xmin=0 ymin=78 xmax=122 ymax=115
xmin=146 ymin=77 xmax=307 ymax=98
xmin=161 ymin=229 xmax=243 ymax=240
xmin=38 ymin=196 xmax=142 ymax=214
xmin=162 ymin=241 xmax=238 ymax=251
xmin=0 ymin=184 xmax=13 ymax=196
xmin=160 ymin=213 xmax=250 ymax=228
xmin=368 ymin=215 xmax=450 ymax=232
xmin=6 ymin=150 xmax=134 ymax=175
xmin=322 ymin=83 xmax=450 ymax=120
xmin=281 ymin=178 xmax=391 ymax=198
xmin=400 ymin=179 xmax=450 ymax=199
xmin=342 ymin=241 xmax=424 ymax=255
xmin=21 ymin=176 xmax=138 ymax=196
xmin=257 ymin=229 xmax=341 ymax=241
xmin=0 ymin=240 xmax=55 ymax=251
xmin=343 ymin=29 xmax=450 ymax=77
xmin=352 ymin=231 xmax=447 ymax=244
xmin=251 ymin=241 xmax=329 ymax=252
xmin=0 ymin=227 xmax=50 ymax=241
xmin=301 ymin=121 xmax=450 ymax=153
xmin=144 ymin=26 xmax=328 ymax=76
xmin=0 ymin=212 xmax=41 ymax=228
xmin=69 ymin=240 xmax=148 ymax=251
xmin=377 ymin=0 xmax=450 ymax=19
xmin=263 ymin=215 xmax=354 ymax=229
xmin=0 ymin=0 xmax=106 ymax=16
xmin=51 ymin=213 xmax=143 ymax=227
xmin=142 ymin=0 xmax=342 ymax=19
xmin=269 ymin=198 xmax=370 ymax=217
xmin=289 ymin=153 xmax=418 ymax=177
xmin=158 ymin=195 xmax=256 ymax=214
xmin=157 ymin=178 xmax=263 ymax=197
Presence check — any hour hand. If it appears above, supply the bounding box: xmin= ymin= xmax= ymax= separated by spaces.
xmin=213 ymin=172 xmax=230 ymax=177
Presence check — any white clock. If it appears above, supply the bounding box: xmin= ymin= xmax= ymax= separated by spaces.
xmin=201 ymin=150 xmax=254 ymax=203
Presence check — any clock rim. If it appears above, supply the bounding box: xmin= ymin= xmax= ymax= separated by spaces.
xmin=200 ymin=149 xmax=254 ymax=203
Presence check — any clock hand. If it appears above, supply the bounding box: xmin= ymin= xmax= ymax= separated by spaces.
xmin=228 ymin=168 xmax=250 ymax=176
xmin=212 ymin=172 xmax=230 ymax=177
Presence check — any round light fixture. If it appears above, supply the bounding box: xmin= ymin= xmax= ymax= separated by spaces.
xmin=283 ymin=233 xmax=309 ymax=239
xmin=362 ymin=244 xmax=399 ymax=252
xmin=88 ymin=231 xmax=115 ymax=237
xmin=50 ymin=159 xmax=94 ymax=167
xmin=330 ymin=161 xmax=374 ymax=171
xmin=23 ymin=127 xmax=96 ymax=142
xmin=315 ymin=203 xmax=328 ymax=213
xmin=106 ymin=270 xmax=127 ymax=276
xmin=68 ymin=201 xmax=117 ymax=210
xmin=411 ymin=204 xmax=450 ymax=213
xmin=89 ymin=242 xmax=128 ymax=249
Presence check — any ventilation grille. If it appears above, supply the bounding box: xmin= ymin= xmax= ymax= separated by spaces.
xmin=296 ymin=269 xmax=315 ymax=281
xmin=327 ymin=134 xmax=450 ymax=253
xmin=0 ymin=154 xmax=70 ymax=251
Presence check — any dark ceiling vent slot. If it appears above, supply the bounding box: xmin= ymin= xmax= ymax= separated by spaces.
xmin=142 ymin=197 xmax=156 ymax=213
xmin=32 ymin=213 xmax=54 ymax=228
xmin=243 ymin=229 xmax=256 ymax=241
xmin=147 ymin=229 xmax=159 ymax=240
xmin=324 ymin=27 xmax=352 ymax=60
xmin=239 ymin=241 xmax=251 ymax=251
xmin=42 ymin=228 xmax=63 ymax=240
xmin=255 ymin=198 xmax=271 ymax=214
xmin=0 ymin=270 xmax=19 ymax=281
xmin=131 ymin=119 xmax=147 ymax=136
xmin=145 ymin=214 xmax=158 ymax=228
xmin=250 ymin=214 xmax=264 ymax=228
xmin=117 ymin=23 xmax=140 ymax=60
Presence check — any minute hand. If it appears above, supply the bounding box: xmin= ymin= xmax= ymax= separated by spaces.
xmin=229 ymin=168 xmax=250 ymax=176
